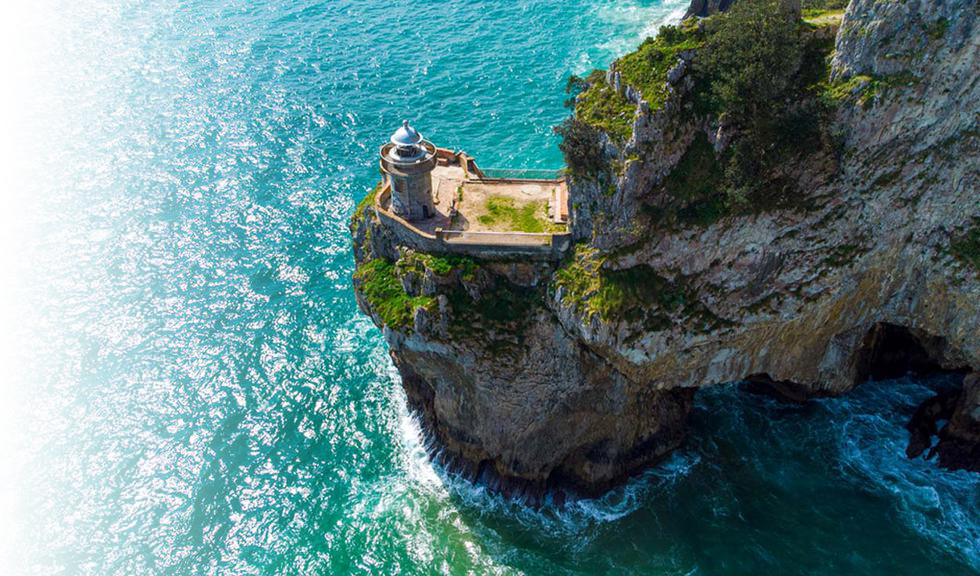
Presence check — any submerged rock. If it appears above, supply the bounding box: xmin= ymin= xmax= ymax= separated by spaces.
xmin=936 ymin=373 xmax=980 ymax=472
xmin=905 ymin=372 xmax=980 ymax=472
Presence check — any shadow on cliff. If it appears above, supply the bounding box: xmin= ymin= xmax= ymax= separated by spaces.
xmin=740 ymin=321 xmax=976 ymax=472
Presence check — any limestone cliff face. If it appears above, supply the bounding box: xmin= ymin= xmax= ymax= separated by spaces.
xmin=352 ymin=0 xmax=980 ymax=499
xmin=563 ymin=0 xmax=978 ymax=395
xmin=349 ymin=225 xmax=696 ymax=497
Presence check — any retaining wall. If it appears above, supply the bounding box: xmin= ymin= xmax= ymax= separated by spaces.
xmin=375 ymin=185 xmax=571 ymax=261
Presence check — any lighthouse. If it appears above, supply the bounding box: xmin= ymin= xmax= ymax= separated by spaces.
xmin=379 ymin=120 xmax=437 ymax=221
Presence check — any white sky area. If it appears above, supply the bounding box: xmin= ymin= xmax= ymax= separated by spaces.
xmin=0 ymin=2 xmax=62 ymax=567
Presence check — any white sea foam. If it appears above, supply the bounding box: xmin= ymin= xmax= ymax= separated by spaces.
xmin=594 ymin=0 xmax=691 ymax=59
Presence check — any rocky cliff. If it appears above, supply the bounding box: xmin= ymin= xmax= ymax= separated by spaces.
xmin=351 ymin=0 xmax=979 ymax=501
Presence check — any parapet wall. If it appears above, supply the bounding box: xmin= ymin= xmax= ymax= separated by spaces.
xmin=375 ymin=185 xmax=571 ymax=261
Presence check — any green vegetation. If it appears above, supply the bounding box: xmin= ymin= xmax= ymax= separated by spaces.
xmin=950 ymin=222 xmax=980 ymax=272
xmin=554 ymin=245 xmax=667 ymax=326
xmin=399 ymin=251 xmax=479 ymax=280
xmin=697 ymin=0 xmax=803 ymax=127
xmin=552 ymin=245 xmax=723 ymax=331
xmin=615 ymin=21 xmax=703 ymax=112
xmin=446 ymin=281 xmax=540 ymax=333
xmin=559 ymin=0 xmax=937 ymax=229
xmin=824 ymin=72 xmax=920 ymax=109
xmin=656 ymin=133 xmax=726 ymax=227
xmin=693 ymin=0 xmax=838 ymax=203
xmin=476 ymin=196 xmax=561 ymax=233
xmin=560 ymin=0 xmax=846 ymax=220
xmin=802 ymin=8 xmax=845 ymax=23
xmin=680 ymin=0 xmax=842 ymax=211
xmin=573 ymin=71 xmax=635 ymax=143
xmin=822 ymin=243 xmax=862 ymax=267
xmin=442 ymin=274 xmax=545 ymax=354
xmin=351 ymin=184 xmax=380 ymax=231
xmin=350 ymin=183 xmax=380 ymax=247
xmin=801 ymin=0 xmax=847 ymax=8
xmin=354 ymin=258 xmax=435 ymax=331
xmin=570 ymin=21 xmax=703 ymax=145
xmin=554 ymin=116 xmax=606 ymax=178
xmin=926 ymin=17 xmax=948 ymax=40
xmin=558 ymin=22 xmax=706 ymax=176
xmin=824 ymin=74 xmax=873 ymax=105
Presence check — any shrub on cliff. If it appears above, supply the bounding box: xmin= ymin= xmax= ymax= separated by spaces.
xmin=683 ymin=0 xmax=838 ymax=210
xmin=554 ymin=117 xmax=606 ymax=178
xmin=697 ymin=0 xmax=802 ymax=126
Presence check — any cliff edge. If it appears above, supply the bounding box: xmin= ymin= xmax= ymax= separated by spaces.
xmin=351 ymin=0 xmax=979 ymax=501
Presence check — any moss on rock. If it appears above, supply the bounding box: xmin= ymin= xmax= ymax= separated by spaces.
xmin=354 ymin=258 xmax=436 ymax=332
xmin=553 ymin=245 xmax=723 ymax=332
xmin=575 ymin=72 xmax=635 ymax=144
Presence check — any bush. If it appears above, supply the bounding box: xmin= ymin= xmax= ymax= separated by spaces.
xmin=697 ymin=0 xmax=803 ymax=129
xmin=692 ymin=0 xmax=838 ymax=204
xmin=554 ymin=117 xmax=606 ymax=178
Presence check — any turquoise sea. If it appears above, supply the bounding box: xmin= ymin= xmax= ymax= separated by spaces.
xmin=2 ymin=0 xmax=977 ymax=574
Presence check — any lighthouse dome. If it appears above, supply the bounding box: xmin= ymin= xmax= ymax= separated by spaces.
xmin=390 ymin=120 xmax=423 ymax=148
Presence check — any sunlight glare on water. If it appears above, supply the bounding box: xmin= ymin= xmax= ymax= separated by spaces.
xmin=2 ymin=0 xmax=977 ymax=574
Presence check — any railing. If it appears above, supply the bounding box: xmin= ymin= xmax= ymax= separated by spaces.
xmin=379 ymin=142 xmax=438 ymax=176
xmin=479 ymin=168 xmax=563 ymax=181
xmin=374 ymin=184 xmax=571 ymax=260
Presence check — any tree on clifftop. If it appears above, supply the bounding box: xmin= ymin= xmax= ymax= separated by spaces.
xmin=695 ymin=0 xmax=813 ymax=204
xmin=554 ymin=117 xmax=605 ymax=179
xmin=697 ymin=0 xmax=803 ymax=130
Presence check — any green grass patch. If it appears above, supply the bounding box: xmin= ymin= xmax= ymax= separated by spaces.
xmin=573 ymin=22 xmax=703 ymax=141
xmin=802 ymin=8 xmax=844 ymax=25
xmin=554 ymin=245 xmax=691 ymax=330
xmin=824 ymin=72 xmax=919 ymax=109
xmin=824 ymin=74 xmax=872 ymax=102
xmin=575 ymin=76 xmax=635 ymax=143
xmin=354 ymin=258 xmax=435 ymax=331
xmin=400 ymin=251 xmax=480 ymax=280
xmin=615 ymin=22 xmax=703 ymax=113
xmin=476 ymin=197 xmax=561 ymax=233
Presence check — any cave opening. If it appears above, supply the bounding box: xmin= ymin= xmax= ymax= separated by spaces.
xmin=741 ymin=321 xmax=976 ymax=472
xmin=854 ymin=322 xmax=970 ymax=383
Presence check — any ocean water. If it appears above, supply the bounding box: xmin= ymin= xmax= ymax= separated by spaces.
xmin=2 ymin=0 xmax=977 ymax=574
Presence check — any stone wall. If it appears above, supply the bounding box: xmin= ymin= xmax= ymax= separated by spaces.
xmin=374 ymin=185 xmax=571 ymax=261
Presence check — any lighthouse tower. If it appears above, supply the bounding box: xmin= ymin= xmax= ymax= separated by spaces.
xmin=379 ymin=120 xmax=437 ymax=221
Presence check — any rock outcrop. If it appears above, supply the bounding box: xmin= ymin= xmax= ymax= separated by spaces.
xmin=941 ymin=372 xmax=980 ymax=471
xmin=685 ymin=0 xmax=737 ymax=19
xmin=351 ymin=0 xmax=979 ymax=500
